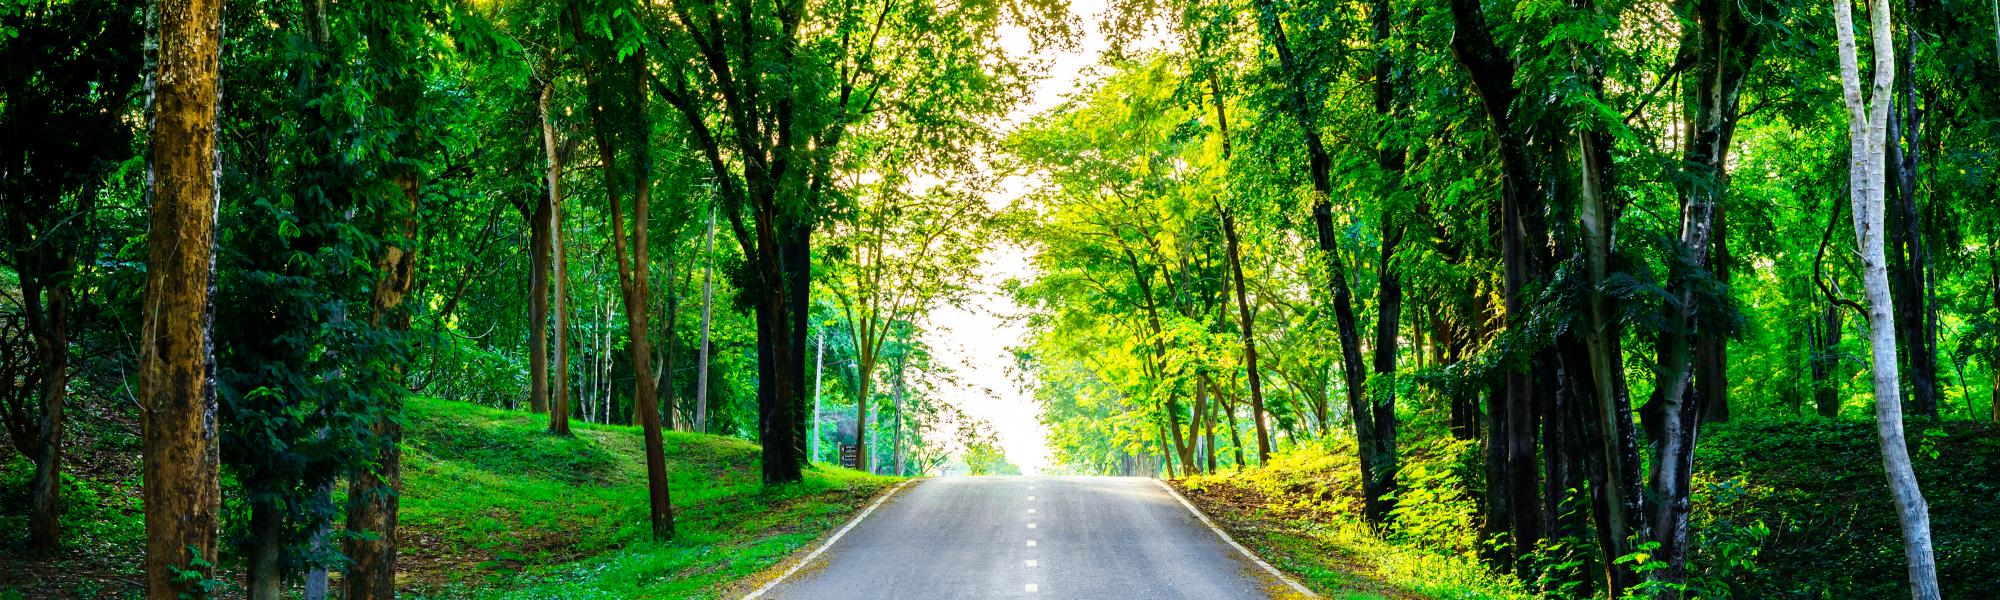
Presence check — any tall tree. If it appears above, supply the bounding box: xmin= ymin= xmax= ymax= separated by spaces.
xmin=343 ymin=1 xmax=434 ymax=594
xmin=576 ymin=2 xmax=675 ymax=537
xmin=1833 ymin=0 xmax=1940 ymax=595
xmin=0 ymin=0 xmax=141 ymax=551
xmin=1252 ymin=0 xmax=1395 ymax=524
xmin=650 ymin=0 xmax=1044 ymax=483
xmin=695 ymin=202 xmax=717 ymax=432
xmin=139 ymin=0 xmax=225 ymax=594
xmin=823 ymin=183 xmax=989 ymax=475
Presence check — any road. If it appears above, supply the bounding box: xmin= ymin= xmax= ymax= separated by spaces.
xmin=750 ymin=476 xmax=1309 ymax=600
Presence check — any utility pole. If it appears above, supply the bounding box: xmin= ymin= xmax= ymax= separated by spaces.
xmin=811 ymin=332 xmax=826 ymax=463
xmin=694 ymin=200 xmax=716 ymax=433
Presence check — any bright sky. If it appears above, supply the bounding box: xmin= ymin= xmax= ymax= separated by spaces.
xmin=918 ymin=0 xmax=1145 ymax=475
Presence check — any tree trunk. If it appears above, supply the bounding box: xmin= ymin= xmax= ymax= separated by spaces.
xmin=589 ymin=43 xmax=677 ymax=540
xmin=1361 ymin=0 xmax=1406 ymax=528
xmin=24 ymin=283 xmax=68 ymax=551
xmin=1698 ymin=210 xmax=1732 ymax=424
xmin=1121 ymin=247 xmax=1192 ymax=473
xmin=526 ymin=83 xmax=554 ymax=414
xmin=248 ymin=500 xmax=282 ymax=600
xmin=1223 ymin=386 xmax=1246 ymax=469
xmin=1834 ymin=0 xmax=1942 ymax=594
xmin=549 ymin=145 xmax=572 ymax=436
xmin=1814 ymin=302 xmax=1845 ymax=418
xmin=1188 ymin=375 xmax=1208 ymax=475
xmin=1885 ymin=41 xmax=1938 ymax=419
xmin=854 ymin=353 xmax=876 ymax=474
xmin=345 ymin=168 xmax=419 ymax=600
xmin=1263 ymin=3 xmax=1380 ymax=527
xmin=891 ymin=360 xmax=906 ymax=477
xmin=1636 ymin=0 xmax=1764 ymax=586
xmin=1209 ymin=78 xmax=1270 ymax=466
xmin=1201 ymin=375 xmax=1219 ymax=472
xmin=139 ymin=0 xmax=225 ymax=594
xmin=695 ymin=204 xmax=717 ymax=432
xmin=1448 ymin=0 xmax=1551 ymax=569
xmin=811 ymin=333 xmax=825 ymax=461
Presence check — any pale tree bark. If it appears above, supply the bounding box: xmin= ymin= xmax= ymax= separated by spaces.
xmin=1834 ymin=0 xmax=1941 ymax=595
xmin=695 ymin=203 xmax=717 ymax=432
xmin=808 ymin=332 xmax=824 ymax=460
xmin=526 ymin=83 xmax=555 ymax=415
xmin=140 ymin=0 xmax=224 ymax=594
xmin=547 ymin=99 xmax=573 ymax=435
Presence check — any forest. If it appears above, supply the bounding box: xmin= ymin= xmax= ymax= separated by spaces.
xmin=0 ymin=0 xmax=1995 ymax=596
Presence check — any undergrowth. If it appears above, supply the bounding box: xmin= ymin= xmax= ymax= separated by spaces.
xmin=2 ymin=396 xmax=895 ymax=599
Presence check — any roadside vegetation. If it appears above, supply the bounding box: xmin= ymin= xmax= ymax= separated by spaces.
xmin=1170 ymin=418 xmax=2000 ymax=599
xmin=1 ymin=397 xmax=894 ymax=599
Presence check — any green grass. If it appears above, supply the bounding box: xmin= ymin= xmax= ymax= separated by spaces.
xmin=395 ymin=397 xmax=898 ymax=599
xmin=1173 ymin=438 xmax=1532 ymax=600
xmin=0 ymin=396 xmax=895 ymax=599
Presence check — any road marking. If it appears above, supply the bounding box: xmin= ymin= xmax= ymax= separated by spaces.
xmin=1028 ymin=508 xmax=1037 ymax=514
xmin=1025 ymin=560 xmax=1038 ymax=567
xmin=1027 ymin=523 xmax=1037 ymax=529
xmin=741 ymin=479 xmax=917 ymax=600
xmin=1152 ymin=479 xmax=1321 ymax=599
xmin=1028 ymin=495 xmax=1036 ymax=500
xmin=1026 ymin=584 xmax=1039 ymax=592
xmin=1026 ymin=540 xmax=1036 ymax=547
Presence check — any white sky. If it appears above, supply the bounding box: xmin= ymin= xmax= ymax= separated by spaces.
xmin=918 ymin=0 xmax=1145 ymax=474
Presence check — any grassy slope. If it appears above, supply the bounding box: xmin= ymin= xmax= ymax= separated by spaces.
xmin=0 ymin=397 xmax=893 ymax=599
xmin=1179 ymin=419 xmax=2000 ymax=600
xmin=1175 ymin=437 xmax=1532 ymax=600
xmin=398 ymin=398 xmax=896 ymax=599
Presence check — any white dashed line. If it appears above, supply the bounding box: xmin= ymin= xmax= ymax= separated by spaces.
xmin=1027 ymin=523 xmax=1037 ymax=529
xmin=1028 ymin=508 xmax=1037 ymax=514
xmin=1028 ymin=495 xmax=1036 ymax=500
xmin=1025 ymin=560 xmax=1038 ymax=567
xmin=1026 ymin=584 xmax=1039 ymax=592
xmin=1026 ymin=540 xmax=1036 ymax=547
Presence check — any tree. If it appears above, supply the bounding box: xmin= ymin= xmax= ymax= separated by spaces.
xmin=0 ymin=0 xmax=141 ymax=551
xmin=649 ymin=0 xmax=1047 ymax=483
xmin=1833 ymin=0 xmax=1941 ymax=595
xmin=565 ymin=0 xmax=676 ymax=538
xmin=695 ymin=202 xmax=717 ymax=432
xmin=139 ymin=0 xmax=225 ymax=594
xmin=822 ymin=182 xmax=990 ymax=475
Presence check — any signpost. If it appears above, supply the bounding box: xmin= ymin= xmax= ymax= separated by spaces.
xmin=838 ymin=444 xmax=858 ymax=470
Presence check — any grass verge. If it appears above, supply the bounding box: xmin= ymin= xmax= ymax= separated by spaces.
xmin=1172 ymin=438 xmax=1531 ymax=600
xmin=1 ymin=396 xmax=895 ymax=599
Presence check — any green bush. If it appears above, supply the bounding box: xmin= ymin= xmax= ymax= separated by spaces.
xmin=1692 ymin=419 xmax=2000 ymax=598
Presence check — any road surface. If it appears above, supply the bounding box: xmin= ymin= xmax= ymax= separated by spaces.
xmin=752 ymin=476 xmax=1307 ymax=600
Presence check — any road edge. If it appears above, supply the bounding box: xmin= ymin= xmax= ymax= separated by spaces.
xmin=1152 ymin=478 xmax=1323 ymax=599
xmin=739 ymin=477 xmax=918 ymax=600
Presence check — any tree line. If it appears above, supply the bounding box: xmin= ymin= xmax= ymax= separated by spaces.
xmin=1011 ymin=0 xmax=1995 ymax=597
xmin=1 ymin=0 xmax=1045 ymax=596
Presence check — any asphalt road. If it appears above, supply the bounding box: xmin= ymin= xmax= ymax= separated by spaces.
xmin=753 ymin=476 xmax=1305 ymax=600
